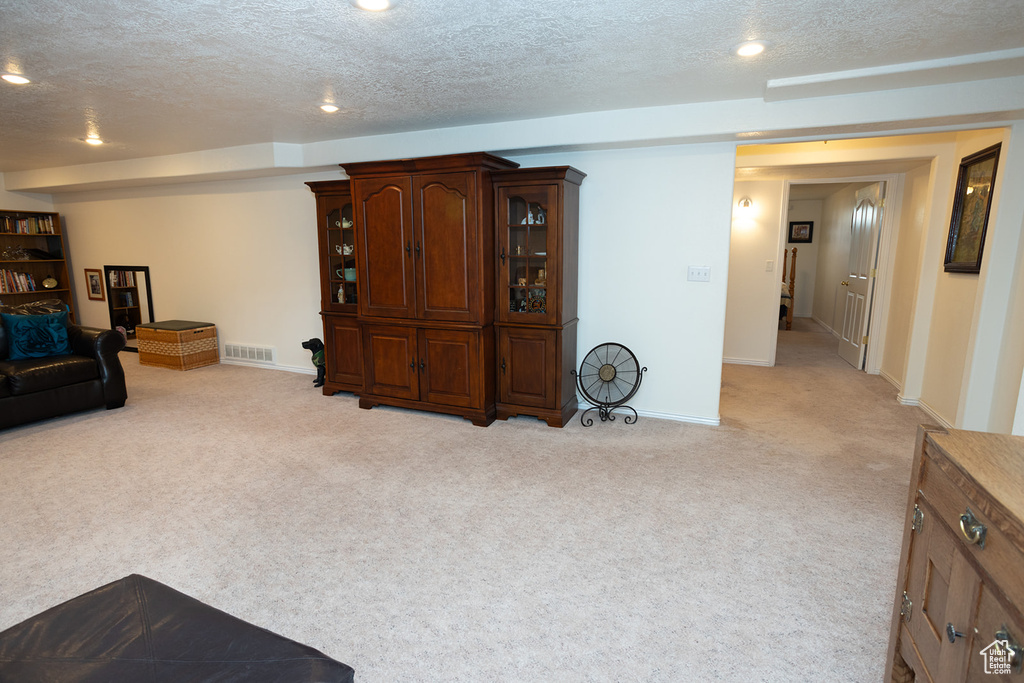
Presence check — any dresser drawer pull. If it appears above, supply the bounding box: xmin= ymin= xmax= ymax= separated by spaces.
xmin=900 ymin=591 xmax=913 ymax=622
xmin=959 ymin=507 xmax=987 ymax=548
xmin=994 ymin=627 xmax=1023 ymax=674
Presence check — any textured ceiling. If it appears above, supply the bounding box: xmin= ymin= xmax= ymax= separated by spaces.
xmin=1 ymin=0 xmax=1023 ymax=172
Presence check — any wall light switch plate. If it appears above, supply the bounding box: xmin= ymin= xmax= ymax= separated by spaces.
xmin=766 ymin=260 xmax=774 ymax=272
xmin=687 ymin=266 xmax=711 ymax=282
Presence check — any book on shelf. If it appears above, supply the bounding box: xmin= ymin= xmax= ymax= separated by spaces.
xmin=107 ymin=270 xmax=137 ymax=288
xmin=0 ymin=215 xmax=55 ymax=235
xmin=0 ymin=269 xmax=38 ymax=293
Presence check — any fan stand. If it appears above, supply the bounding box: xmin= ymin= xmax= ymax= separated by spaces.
xmin=572 ymin=343 xmax=647 ymax=427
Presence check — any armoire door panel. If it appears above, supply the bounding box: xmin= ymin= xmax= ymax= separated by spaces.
xmin=324 ymin=315 xmax=363 ymax=389
xmin=414 ymin=173 xmax=479 ymax=322
xmin=499 ymin=327 xmax=556 ymax=408
xmin=419 ymin=328 xmax=479 ymax=408
xmin=355 ymin=177 xmax=415 ymax=319
xmin=364 ymin=325 xmax=418 ymax=399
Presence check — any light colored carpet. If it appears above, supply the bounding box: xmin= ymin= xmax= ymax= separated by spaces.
xmin=0 ymin=318 xmax=926 ymax=681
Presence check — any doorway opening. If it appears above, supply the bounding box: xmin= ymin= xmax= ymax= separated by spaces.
xmin=779 ymin=179 xmax=889 ymax=370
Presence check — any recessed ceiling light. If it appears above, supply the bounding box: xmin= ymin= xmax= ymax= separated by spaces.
xmin=1 ymin=73 xmax=31 ymax=85
xmin=84 ymin=134 xmax=104 ymax=146
xmin=350 ymin=0 xmax=396 ymax=11
xmin=735 ymin=40 xmax=767 ymax=57
xmin=320 ymin=103 xmax=340 ymax=113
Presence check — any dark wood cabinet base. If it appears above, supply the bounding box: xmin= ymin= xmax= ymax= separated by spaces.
xmin=495 ymin=401 xmax=578 ymax=428
xmin=359 ymin=394 xmax=496 ymax=427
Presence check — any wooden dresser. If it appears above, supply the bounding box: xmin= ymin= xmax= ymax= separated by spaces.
xmin=886 ymin=426 xmax=1024 ymax=682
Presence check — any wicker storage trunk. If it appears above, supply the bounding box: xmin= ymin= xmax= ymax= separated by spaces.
xmin=137 ymin=321 xmax=218 ymax=370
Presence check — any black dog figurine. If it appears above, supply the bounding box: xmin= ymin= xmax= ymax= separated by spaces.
xmin=302 ymin=338 xmax=326 ymax=387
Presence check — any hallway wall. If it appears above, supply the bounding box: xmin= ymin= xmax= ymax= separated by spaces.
xmin=783 ymin=199 xmax=821 ymax=318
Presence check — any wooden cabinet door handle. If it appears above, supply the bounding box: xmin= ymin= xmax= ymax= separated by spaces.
xmin=960 ymin=507 xmax=987 ymax=548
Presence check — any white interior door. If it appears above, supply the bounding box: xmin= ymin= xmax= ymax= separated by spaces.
xmin=838 ymin=182 xmax=884 ymax=369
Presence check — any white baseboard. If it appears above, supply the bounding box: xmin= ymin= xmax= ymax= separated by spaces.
xmin=811 ymin=316 xmax=840 ymax=338
xmin=221 ymin=358 xmax=314 ymax=375
xmin=723 ymin=357 xmax=771 ymax=367
xmin=896 ymin=395 xmax=952 ymax=429
xmin=576 ymin=404 xmax=721 ymax=427
xmin=879 ymin=369 xmax=902 ymax=392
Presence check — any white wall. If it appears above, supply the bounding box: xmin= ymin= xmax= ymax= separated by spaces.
xmin=784 ymin=199 xmax=821 ymax=318
xmin=54 ymin=172 xmax=340 ymax=371
xmin=49 ymin=144 xmax=737 ymax=425
xmin=955 ymin=127 xmax=1021 ymax=432
xmin=880 ymin=162 xmax=932 ymax=389
xmin=0 ymin=186 xmax=54 ymax=213
xmin=724 ymin=180 xmax=785 ymax=365
xmin=517 ymin=145 xmax=736 ymax=423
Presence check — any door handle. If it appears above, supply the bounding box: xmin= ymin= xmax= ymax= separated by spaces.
xmin=500 ymin=358 xmax=506 ymax=374
xmin=415 ymin=241 xmax=421 ymax=258
xmin=405 ymin=241 xmax=412 ymax=257
xmin=419 ymin=359 xmax=425 ymax=372
xmin=500 ymin=248 xmax=506 ymax=265
xmin=841 ymin=280 xmax=850 ymax=286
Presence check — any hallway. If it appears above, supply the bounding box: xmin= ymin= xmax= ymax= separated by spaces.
xmin=719 ymin=317 xmax=925 ymax=447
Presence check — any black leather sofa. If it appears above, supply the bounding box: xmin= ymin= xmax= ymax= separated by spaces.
xmin=0 ymin=304 xmax=127 ymax=430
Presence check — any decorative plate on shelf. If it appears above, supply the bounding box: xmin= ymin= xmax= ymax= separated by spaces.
xmin=42 ymin=277 xmax=58 ymax=289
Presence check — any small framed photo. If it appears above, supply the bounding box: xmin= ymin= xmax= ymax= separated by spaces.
xmin=788 ymin=221 xmax=813 ymax=243
xmin=85 ymin=268 xmax=105 ymax=301
xmin=944 ymin=143 xmax=1001 ymax=273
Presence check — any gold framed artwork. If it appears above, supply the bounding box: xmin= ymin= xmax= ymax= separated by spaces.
xmin=84 ymin=268 xmax=105 ymax=301
xmin=944 ymin=143 xmax=1001 ymax=274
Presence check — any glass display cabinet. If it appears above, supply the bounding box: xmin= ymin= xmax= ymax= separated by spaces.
xmin=306 ymin=180 xmax=363 ymax=394
xmin=503 ymin=188 xmax=554 ymax=322
xmin=493 ymin=167 xmax=586 ymax=427
xmin=324 ymin=195 xmax=357 ymax=311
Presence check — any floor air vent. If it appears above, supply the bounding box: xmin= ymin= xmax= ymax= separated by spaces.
xmin=224 ymin=343 xmax=276 ymax=365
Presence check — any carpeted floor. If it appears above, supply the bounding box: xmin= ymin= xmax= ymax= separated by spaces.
xmin=0 ymin=318 xmax=927 ymax=681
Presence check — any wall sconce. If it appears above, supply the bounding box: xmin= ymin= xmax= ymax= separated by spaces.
xmin=733 ymin=196 xmax=756 ymax=231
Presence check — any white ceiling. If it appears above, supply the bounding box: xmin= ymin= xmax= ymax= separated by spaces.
xmin=2 ymin=0 xmax=1023 ymax=173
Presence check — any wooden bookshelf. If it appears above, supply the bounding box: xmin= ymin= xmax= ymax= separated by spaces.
xmin=0 ymin=209 xmax=77 ymax=321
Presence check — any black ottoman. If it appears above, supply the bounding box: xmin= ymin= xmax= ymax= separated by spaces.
xmin=0 ymin=574 xmax=354 ymax=682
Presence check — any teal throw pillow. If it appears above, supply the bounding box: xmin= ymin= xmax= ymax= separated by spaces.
xmin=1 ymin=310 xmax=71 ymax=360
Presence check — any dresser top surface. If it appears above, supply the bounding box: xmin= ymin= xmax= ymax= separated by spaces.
xmin=928 ymin=428 xmax=1024 ymax=524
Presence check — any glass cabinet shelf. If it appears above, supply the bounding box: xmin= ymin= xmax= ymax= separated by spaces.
xmin=327 ymin=204 xmax=357 ymax=305
xmin=505 ymin=197 xmax=549 ymax=314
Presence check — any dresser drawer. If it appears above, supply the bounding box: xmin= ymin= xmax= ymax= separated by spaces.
xmin=919 ymin=443 xmax=1024 ymax=606
xmin=964 ymin=585 xmax=1024 ymax=680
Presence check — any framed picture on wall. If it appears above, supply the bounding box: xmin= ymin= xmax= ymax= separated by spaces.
xmin=84 ymin=268 xmax=105 ymax=301
xmin=944 ymin=143 xmax=1001 ymax=273
xmin=788 ymin=221 xmax=813 ymax=243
